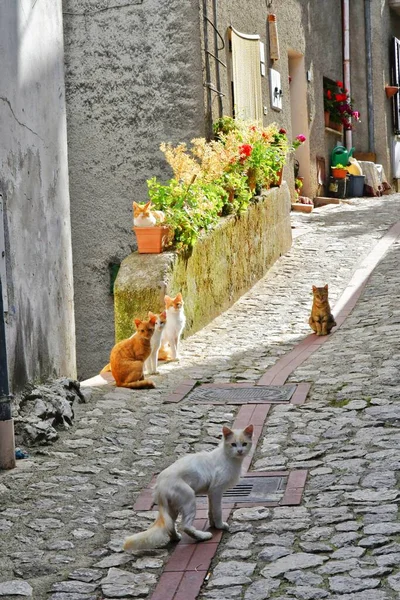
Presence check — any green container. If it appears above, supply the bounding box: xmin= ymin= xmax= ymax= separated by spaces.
xmin=331 ymin=144 xmax=354 ymax=167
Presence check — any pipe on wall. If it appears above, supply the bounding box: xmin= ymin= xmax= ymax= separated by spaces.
xmin=342 ymin=0 xmax=352 ymax=150
xmin=0 ymin=277 xmax=15 ymax=470
xmin=364 ymin=0 xmax=375 ymax=153
xmin=202 ymin=0 xmax=213 ymax=139
xmin=212 ymin=0 xmax=223 ymax=119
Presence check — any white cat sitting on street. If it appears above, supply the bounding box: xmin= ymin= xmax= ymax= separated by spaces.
xmin=144 ymin=311 xmax=166 ymax=375
xmin=123 ymin=425 xmax=253 ymax=551
xmin=158 ymin=293 xmax=186 ymax=362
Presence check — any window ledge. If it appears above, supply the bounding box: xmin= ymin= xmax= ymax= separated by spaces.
xmin=325 ymin=127 xmax=343 ymax=136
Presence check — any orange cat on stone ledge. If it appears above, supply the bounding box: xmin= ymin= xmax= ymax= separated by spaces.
xmin=110 ymin=316 xmax=157 ymax=389
xmin=309 ymin=284 xmax=336 ymax=336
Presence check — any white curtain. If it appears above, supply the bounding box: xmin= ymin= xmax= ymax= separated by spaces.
xmin=231 ymin=28 xmax=263 ymax=122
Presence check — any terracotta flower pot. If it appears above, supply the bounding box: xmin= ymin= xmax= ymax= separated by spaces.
xmin=271 ymin=168 xmax=283 ymax=188
xmin=324 ymin=111 xmax=330 ymax=127
xmin=247 ymin=167 xmax=257 ymax=192
xmin=329 ymin=120 xmax=343 ymax=133
xmin=331 ymin=168 xmax=347 ymax=179
xmin=133 ymin=226 xmax=172 ymax=254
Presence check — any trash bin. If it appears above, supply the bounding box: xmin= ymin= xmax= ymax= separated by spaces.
xmin=347 ymin=175 xmax=365 ymax=198
xmin=328 ymin=176 xmax=347 ymax=199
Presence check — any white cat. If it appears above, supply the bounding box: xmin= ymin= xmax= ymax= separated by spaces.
xmin=159 ymin=293 xmax=186 ymax=362
xmin=123 ymin=425 xmax=253 ymax=551
xmin=144 ymin=311 xmax=167 ymax=375
xmin=133 ymin=200 xmax=165 ymax=227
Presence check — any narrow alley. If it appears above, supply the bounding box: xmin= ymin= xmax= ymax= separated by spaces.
xmin=1 ymin=195 xmax=400 ymax=599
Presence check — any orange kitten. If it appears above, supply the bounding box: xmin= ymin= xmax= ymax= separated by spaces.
xmin=110 ymin=316 xmax=157 ymax=388
xmin=309 ymin=284 xmax=336 ymax=336
xmin=133 ymin=201 xmax=165 ymax=227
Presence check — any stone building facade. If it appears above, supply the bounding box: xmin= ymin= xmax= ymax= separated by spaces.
xmin=2 ymin=1 xmax=400 ymax=387
xmin=62 ymin=0 xmax=400 ymax=378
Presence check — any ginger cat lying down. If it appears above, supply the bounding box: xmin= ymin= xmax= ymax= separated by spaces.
xmin=110 ymin=316 xmax=157 ymax=389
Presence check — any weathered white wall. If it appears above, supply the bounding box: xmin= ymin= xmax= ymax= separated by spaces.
xmin=63 ymin=0 xmax=205 ymax=378
xmin=0 ymin=1 xmax=76 ymax=391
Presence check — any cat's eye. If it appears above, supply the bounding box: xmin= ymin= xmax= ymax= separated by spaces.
xmin=231 ymin=442 xmax=237 ymax=447
xmin=242 ymin=443 xmax=248 ymax=447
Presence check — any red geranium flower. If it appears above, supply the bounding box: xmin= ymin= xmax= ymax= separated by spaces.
xmin=326 ymin=90 xmax=332 ymax=99
xmin=335 ymin=93 xmax=347 ymax=102
xmin=279 ymin=128 xmax=287 ymax=134
xmin=336 ymin=80 xmax=344 ymax=88
xmin=239 ymin=144 xmax=253 ymax=159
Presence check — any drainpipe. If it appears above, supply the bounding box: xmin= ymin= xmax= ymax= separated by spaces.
xmin=364 ymin=0 xmax=375 ymax=153
xmin=202 ymin=0 xmax=213 ymax=139
xmin=342 ymin=0 xmax=352 ymax=150
xmin=212 ymin=0 xmax=223 ymax=119
xmin=0 ymin=277 xmax=15 ymax=470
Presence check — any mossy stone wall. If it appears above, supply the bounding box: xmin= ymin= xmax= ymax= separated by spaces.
xmin=114 ymin=183 xmax=292 ymax=341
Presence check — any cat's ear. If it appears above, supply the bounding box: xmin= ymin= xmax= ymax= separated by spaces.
xmin=144 ymin=200 xmax=152 ymax=209
xmin=164 ymin=295 xmax=171 ymax=307
xmin=312 ymin=285 xmax=317 ymax=292
xmin=149 ymin=314 xmax=157 ymax=325
xmin=134 ymin=318 xmax=142 ymax=328
xmin=222 ymin=426 xmax=233 ymax=439
xmin=148 ymin=311 xmax=155 ymax=318
xmin=161 ymin=311 xmax=167 ymax=319
xmin=324 ymin=284 xmax=328 ymax=290
xmin=175 ymin=292 xmax=183 ymax=302
xmin=243 ymin=424 xmax=254 ymax=438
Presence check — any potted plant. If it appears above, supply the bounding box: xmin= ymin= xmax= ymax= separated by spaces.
xmin=331 ymin=164 xmax=348 ymax=179
xmin=324 ymin=80 xmax=361 ymax=131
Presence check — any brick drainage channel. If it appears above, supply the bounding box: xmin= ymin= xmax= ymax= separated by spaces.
xmin=132 ymin=221 xmax=400 ymax=600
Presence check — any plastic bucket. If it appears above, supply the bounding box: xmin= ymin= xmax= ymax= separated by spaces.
xmin=347 ymin=175 xmax=365 ymax=197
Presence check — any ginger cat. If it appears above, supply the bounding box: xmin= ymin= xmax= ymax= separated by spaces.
xmin=309 ymin=284 xmax=336 ymax=336
xmin=158 ymin=293 xmax=186 ymax=362
xmin=144 ymin=311 xmax=167 ymax=375
xmin=110 ymin=316 xmax=157 ymax=388
xmin=123 ymin=425 xmax=254 ymax=551
xmin=133 ymin=201 xmax=165 ymax=227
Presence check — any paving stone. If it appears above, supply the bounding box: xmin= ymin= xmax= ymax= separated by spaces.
xmin=244 ymin=579 xmax=280 ymax=600
xmin=331 ymin=546 xmax=365 ymax=559
xmin=286 ymin=586 xmax=328 ymax=600
xmin=225 ymin=532 xmax=254 ymax=549
xmin=100 ymin=567 xmax=156 ymax=597
xmin=328 ymin=575 xmax=380 ymax=593
xmin=233 ymin=507 xmax=270 ymax=521
xmin=51 ymin=581 xmax=97 ymax=593
xmin=0 ymin=580 xmax=33 ymax=596
xmin=388 ymin=572 xmax=400 ymax=592
xmin=258 ymin=546 xmax=292 ymax=561
xmin=358 ymin=535 xmax=388 ymax=548
xmin=261 ymin=553 xmax=328 ymax=578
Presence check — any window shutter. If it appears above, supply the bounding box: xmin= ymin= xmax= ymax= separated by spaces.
xmin=231 ymin=28 xmax=263 ymax=122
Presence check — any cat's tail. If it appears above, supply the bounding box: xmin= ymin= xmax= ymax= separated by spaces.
xmin=120 ymin=380 xmax=155 ymax=389
xmin=123 ymin=503 xmax=173 ymax=551
xmin=158 ymin=345 xmax=172 ymax=361
xmin=100 ymin=363 xmax=111 ymax=374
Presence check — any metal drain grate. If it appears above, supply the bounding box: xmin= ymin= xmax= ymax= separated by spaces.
xmin=184 ymin=384 xmax=297 ymax=404
xmin=197 ymin=475 xmax=288 ymax=506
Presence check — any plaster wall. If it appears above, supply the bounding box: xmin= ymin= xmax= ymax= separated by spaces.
xmin=0 ymin=1 xmax=76 ymax=392
xmin=63 ymin=0 xmax=206 ymax=378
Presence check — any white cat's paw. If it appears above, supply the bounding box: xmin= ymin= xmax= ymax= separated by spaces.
xmin=215 ymin=522 xmax=230 ymax=531
xmin=198 ymin=531 xmax=213 ymax=541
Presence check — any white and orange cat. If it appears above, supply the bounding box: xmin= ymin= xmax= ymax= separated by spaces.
xmin=159 ymin=293 xmax=186 ymax=362
xmin=144 ymin=311 xmax=167 ymax=375
xmin=133 ymin=201 xmax=165 ymax=227
xmin=123 ymin=425 xmax=254 ymax=551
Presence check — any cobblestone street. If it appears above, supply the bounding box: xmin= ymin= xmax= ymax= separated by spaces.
xmin=2 ymin=194 xmax=400 ymax=600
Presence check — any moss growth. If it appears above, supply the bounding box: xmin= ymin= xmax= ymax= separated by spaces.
xmin=114 ymin=185 xmax=291 ymax=342
xmin=329 ymin=398 xmax=351 ymax=408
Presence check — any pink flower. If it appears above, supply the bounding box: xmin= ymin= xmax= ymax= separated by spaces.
xmin=352 ymin=110 xmax=360 ymax=121
xmin=296 ymin=134 xmax=306 ymax=143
